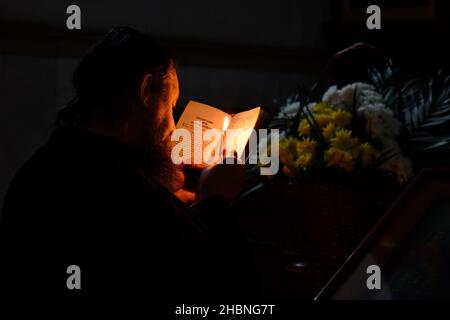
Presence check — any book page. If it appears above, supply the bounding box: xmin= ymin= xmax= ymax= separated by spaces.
xmin=175 ymin=100 xmax=230 ymax=166
xmin=226 ymin=106 xmax=261 ymax=159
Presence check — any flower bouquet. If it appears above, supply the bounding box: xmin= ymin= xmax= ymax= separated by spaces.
xmin=269 ymin=81 xmax=412 ymax=263
xmin=258 ymin=44 xmax=450 ymax=266
xmin=277 ymin=82 xmax=413 ymax=183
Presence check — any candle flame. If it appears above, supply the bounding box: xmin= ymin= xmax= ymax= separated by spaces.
xmin=223 ymin=116 xmax=230 ymax=131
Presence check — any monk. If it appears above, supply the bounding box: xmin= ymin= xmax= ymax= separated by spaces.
xmin=0 ymin=27 xmax=254 ymax=297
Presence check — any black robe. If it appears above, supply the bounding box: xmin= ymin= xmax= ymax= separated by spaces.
xmin=0 ymin=128 xmax=252 ymax=297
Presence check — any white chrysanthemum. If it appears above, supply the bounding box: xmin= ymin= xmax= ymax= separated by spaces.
xmin=322 ymin=85 xmax=342 ymax=106
xmin=353 ymin=83 xmax=384 ymax=108
xmin=355 ymin=82 xmax=376 ymax=91
xmin=305 ymin=102 xmax=316 ymax=113
xmin=321 ymin=82 xmax=401 ymax=139
xmin=277 ymin=101 xmax=300 ymax=119
xmin=322 ymin=83 xmax=358 ymax=109
xmin=339 ymin=84 xmax=356 ymax=106
xmin=358 ymin=102 xmax=387 ymax=113
xmin=322 ymin=82 xmax=383 ymax=108
xmin=361 ymin=107 xmax=402 ymax=139
xmin=358 ymin=92 xmax=384 ymax=107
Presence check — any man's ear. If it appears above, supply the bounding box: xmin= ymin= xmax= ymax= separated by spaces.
xmin=140 ymin=73 xmax=153 ymax=108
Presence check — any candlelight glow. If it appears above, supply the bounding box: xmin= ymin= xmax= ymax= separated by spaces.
xmin=223 ymin=116 xmax=230 ymax=131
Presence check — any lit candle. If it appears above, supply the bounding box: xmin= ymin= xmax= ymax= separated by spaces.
xmin=220 ymin=116 xmax=230 ymax=161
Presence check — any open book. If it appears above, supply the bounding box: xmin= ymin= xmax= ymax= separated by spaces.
xmin=175 ymin=100 xmax=264 ymax=166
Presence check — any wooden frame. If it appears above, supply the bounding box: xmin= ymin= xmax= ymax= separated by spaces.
xmin=316 ymin=169 xmax=450 ymax=300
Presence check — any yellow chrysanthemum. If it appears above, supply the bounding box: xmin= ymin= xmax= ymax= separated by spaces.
xmin=279 ymin=137 xmax=299 ymax=167
xmin=322 ymin=123 xmax=336 ymax=141
xmin=360 ymin=142 xmax=377 ymax=166
xmin=298 ymin=119 xmax=310 ymax=135
xmin=295 ymin=152 xmax=313 ymax=168
xmin=280 ymin=137 xmax=316 ymax=176
xmin=330 ymin=129 xmax=360 ymax=153
xmin=332 ymin=109 xmax=353 ymax=128
xmin=313 ymin=102 xmax=334 ymax=114
xmin=314 ymin=113 xmax=334 ymax=128
xmin=324 ymin=147 xmax=354 ymax=171
xmin=297 ymin=137 xmax=316 ymax=154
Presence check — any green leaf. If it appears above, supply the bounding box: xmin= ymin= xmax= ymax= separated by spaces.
xmin=367 ymin=62 xmax=450 ymax=164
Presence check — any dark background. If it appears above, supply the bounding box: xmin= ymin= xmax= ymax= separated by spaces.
xmin=1 ymin=0 xmax=449 ymax=213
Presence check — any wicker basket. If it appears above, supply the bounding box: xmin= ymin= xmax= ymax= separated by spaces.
xmin=276 ymin=171 xmax=401 ymax=267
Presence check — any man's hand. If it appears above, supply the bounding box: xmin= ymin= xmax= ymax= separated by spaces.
xmin=199 ymin=158 xmax=245 ymax=205
xmin=174 ymin=188 xmax=197 ymax=205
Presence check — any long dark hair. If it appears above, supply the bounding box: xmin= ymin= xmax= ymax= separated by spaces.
xmin=56 ymin=26 xmax=174 ymax=128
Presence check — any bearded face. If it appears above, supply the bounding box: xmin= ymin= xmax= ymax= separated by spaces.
xmin=140 ymin=67 xmax=185 ymax=193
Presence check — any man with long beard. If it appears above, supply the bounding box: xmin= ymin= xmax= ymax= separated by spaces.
xmin=0 ymin=27 xmax=253 ymax=296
